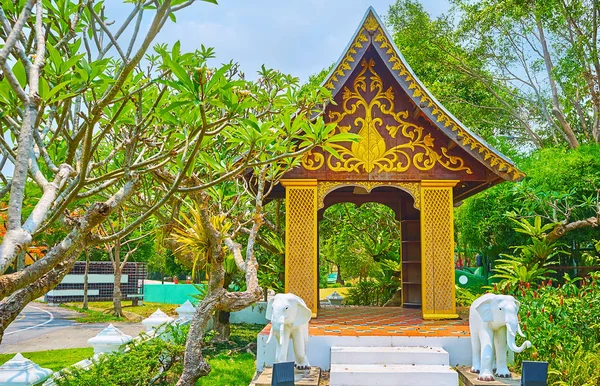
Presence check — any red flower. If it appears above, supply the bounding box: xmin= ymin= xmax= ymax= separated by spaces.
xmin=560 ymin=297 xmax=564 ymax=306
xmin=538 ymin=284 xmax=541 ymax=289
xmin=549 ymin=314 xmax=553 ymax=322
xmin=548 ymin=279 xmax=553 ymax=286
xmin=534 ymin=291 xmax=538 ymax=298
xmin=522 ymin=290 xmax=526 ymax=297
xmin=527 ymin=311 xmax=531 ymax=317
xmin=494 ymin=283 xmax=498 ymax=291
xmin=541 ymin=306 xmax=545 ymax=313
xmin=526 ymin=283 xmax=531 ymax=289
xmin=523 ymin=323 xmax=526 ymax=331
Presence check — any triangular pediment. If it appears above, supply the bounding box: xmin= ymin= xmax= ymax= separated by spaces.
xmin=295 ymin=8 xmax=524 ymax=183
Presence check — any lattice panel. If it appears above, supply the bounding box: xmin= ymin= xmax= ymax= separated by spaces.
xmin=286 ymin=187 xmax=317 ymax=313
xmin=421 ymin=187 xmax=455 ymax=316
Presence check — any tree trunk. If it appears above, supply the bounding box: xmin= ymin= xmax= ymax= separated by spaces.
xmin=212 ymin=273 xmax=233 ymax=342
xmin=336 ymin=264 xmax=344 ymax=285
xmin=211 ymin=311 xmax=231 ymax=342
xmin=82 ymin=250 xmax=90 ymax=310
xmin=0 ymin=249 xmax=82 ymax=344
xmin=536 ymin=16 xmax=579 ymax=149
xmin=177 ymin=290 xmax=222 ymax=385
xmin=546 ymin=217 xmax=599 ymax=242
xmin=113 ymin=265 xmax=123 ymax=318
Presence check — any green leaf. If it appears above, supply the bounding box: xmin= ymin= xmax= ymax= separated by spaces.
xmin=45 ymin=80 xmax=71 ymax=101
xmin=12 ymin=61 xmax=27 ymax=88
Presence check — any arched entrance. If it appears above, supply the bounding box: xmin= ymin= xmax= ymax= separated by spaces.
xmin=318 ymin=199 xmax=403 ymax=306
xmin=281 ymin=179 xmax=458 ymax=320
xmin=318 ymin=185 xmax=418 ymax=308
xmin=276 ymin=8 xmax=524 ymax=320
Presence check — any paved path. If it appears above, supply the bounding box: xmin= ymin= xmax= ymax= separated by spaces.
xmin=0 ymin=303 xmax=145 ymax=354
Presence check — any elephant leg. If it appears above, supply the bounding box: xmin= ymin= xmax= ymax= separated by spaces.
xmin=291 ymin=327 xmax=310 ymax=370
xmin=494 ymin=326 xmax=511 ymax=377
xmin=477 ymin=328 xmax=495 ymax=382
xmin=277 ymin=328 xmax=291 ymax=363
xmin=470 ymin=328 xmax=481 ymax=373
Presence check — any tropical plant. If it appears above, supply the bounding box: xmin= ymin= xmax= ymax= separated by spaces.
xmin=492 ymin=259 xmax=555 ymax=290
xmin=455 ymin=285 xmax=480 ymax=307
xmin=491 ymin=217 xmax=565 ymax=289
xmin=170 ymin=208 xmax=232 ymax=277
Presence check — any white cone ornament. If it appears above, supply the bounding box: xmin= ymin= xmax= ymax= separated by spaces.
xmin=175 ymin=300 xmax=196 ymax=321
xmin=87 ymin=324 xmax=133 ymax=354
xmin=0 ymin=353 xmax=53 ymax=385
xmin=142 ymin=308 xmax=174 ymax=332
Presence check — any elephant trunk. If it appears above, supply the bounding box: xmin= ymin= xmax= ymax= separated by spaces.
xmin=506 ymin=322 xmax=531 ymax=353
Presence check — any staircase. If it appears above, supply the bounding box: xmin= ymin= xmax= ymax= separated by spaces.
xmin=329 ymin=346 xmax=458 ymax=386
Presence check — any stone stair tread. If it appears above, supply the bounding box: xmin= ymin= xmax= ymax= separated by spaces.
xmin=330 ymin=345 xmax=450 ymax=366
xmin=330 ymin=363 xmax=456 ymax=373
xmin=331 ymin=346 xmax=447 ymax=353
xmin=330 ymin=363 xmax=458 ymax=386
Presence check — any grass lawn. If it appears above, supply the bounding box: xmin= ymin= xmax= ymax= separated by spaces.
xmin=0 ymin=348 xmax=94 ymax=371
xmin=62 ymin=301 xmax=179 ymax=323
xmin=196 ymin=352 xmax=256 ymax=385
xmin=196 ymin=324 xmax=263 ymax=385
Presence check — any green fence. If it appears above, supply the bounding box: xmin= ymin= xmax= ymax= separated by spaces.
xmin=143 ymin=284 xmax=204 ymax=304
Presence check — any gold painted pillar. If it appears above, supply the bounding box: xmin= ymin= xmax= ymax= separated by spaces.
xmin=420 ymin=180 xmax=459 ymax=319
xmin=281 ymin=179 xmax=318 ymax=316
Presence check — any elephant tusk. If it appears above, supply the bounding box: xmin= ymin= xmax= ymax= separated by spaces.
xmin=517 ymin=324 xmax=527 ymax=338
xmin=506 ymin=322 xmax=531 ymax=353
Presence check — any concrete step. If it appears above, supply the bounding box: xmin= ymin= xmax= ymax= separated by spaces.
xmin=330 ymin=346 xmax=449 ymax=366
xmin=329 ymin=363 xmax=458 ymax=386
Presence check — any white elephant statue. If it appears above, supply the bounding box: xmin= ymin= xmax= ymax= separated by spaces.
xmin=470 ymin=293 xmax=532 ymax=381
xmin=266 ymin=293 xmax=311 ymax=369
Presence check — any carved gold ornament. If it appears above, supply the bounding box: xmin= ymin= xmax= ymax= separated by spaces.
xmin=302 ymin=58 xmax=472 ymax=175
xmin=317 ymin=181 xmax=420 ymax=209
xmin=371 ymin=25 xmax=525 ymax=181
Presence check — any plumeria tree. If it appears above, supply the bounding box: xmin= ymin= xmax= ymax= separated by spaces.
xmin=0 ymin=5 xmax=353 ymax=377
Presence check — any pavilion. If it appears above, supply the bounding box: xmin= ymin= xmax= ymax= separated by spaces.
xmin=274 ymin=7 xmax=524 ymax=320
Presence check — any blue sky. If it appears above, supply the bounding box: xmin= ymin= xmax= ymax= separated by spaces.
xmin=108 ymin=0 xmax=451 ymax=82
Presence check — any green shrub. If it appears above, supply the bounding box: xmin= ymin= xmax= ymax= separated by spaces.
xmin=346 ymin=280 xmax=382 ymax=306
xmin=548 ymin=344 xmax=600 ymax=386
xmin=495 ymin=272 xmax=600 ymax=383
xmin=455 ymin=285 xmax=480 ymax=307
xmin=55 ymin=324 xmax=189 ymax=385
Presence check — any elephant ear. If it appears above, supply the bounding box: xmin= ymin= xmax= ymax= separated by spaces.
xmin=475 ymin=298 xmax=493 ymax=323
xmin=266 ymin=297 xmax=274 ymax=321
xmin=291 ymin=295 xmax=312 ymax=327
xmin=513 ymin=298 xmax=521 ymax=310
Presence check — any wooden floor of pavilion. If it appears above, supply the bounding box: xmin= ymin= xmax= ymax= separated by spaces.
xmin=260 ymin=306 xmax=470 ymax=337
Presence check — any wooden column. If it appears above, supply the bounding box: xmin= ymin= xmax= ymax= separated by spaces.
xmin=420 ymin=180 xmax=459 ymax=319
xmin=282 ymin=179 xmax=318 ymax=316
